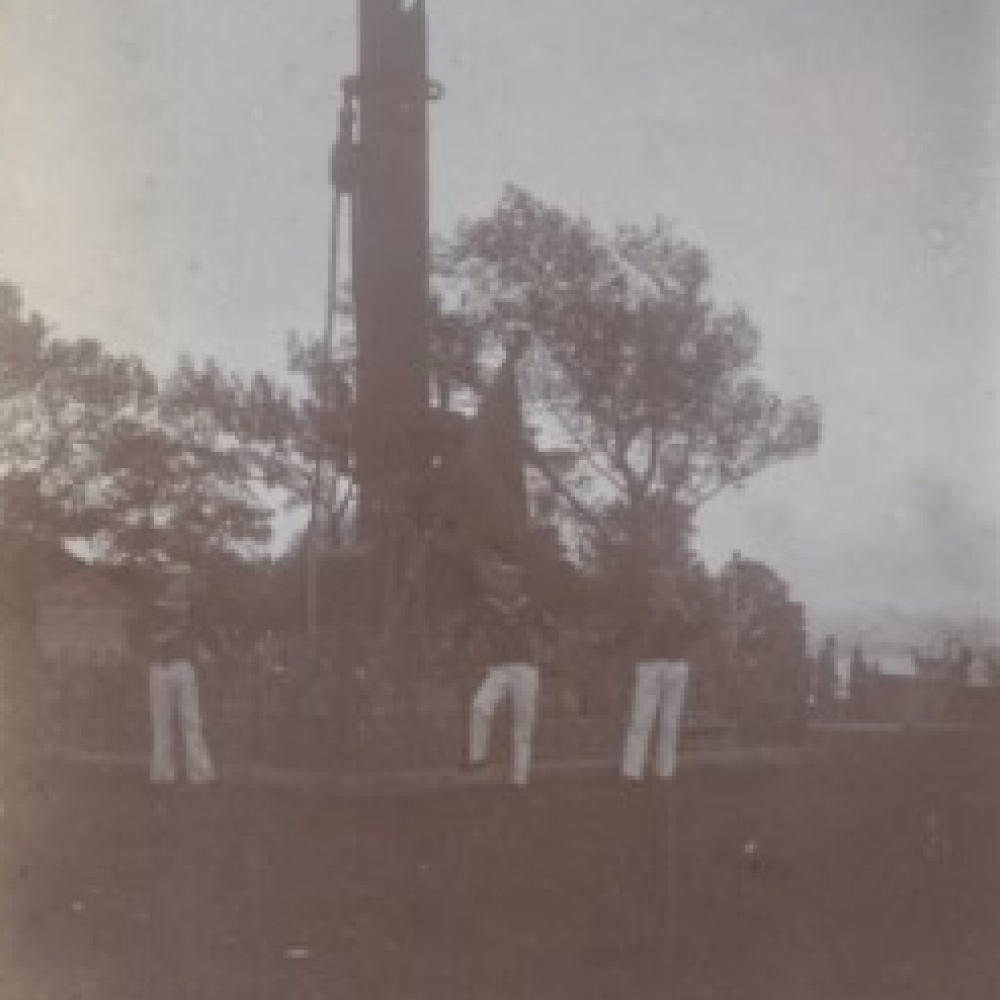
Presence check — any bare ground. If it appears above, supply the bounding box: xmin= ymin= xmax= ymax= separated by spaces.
xmin=2 ymin=730 xmax=998 ymax=1000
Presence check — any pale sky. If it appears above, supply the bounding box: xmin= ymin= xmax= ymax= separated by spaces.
xmin=1 ymin=0 xmax=998 ymax=624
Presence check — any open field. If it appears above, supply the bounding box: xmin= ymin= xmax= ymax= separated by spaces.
xmin=2 ymin=730 xmax=998 ymax=1000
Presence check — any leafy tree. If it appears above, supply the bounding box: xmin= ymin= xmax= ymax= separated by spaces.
xmin=283 ymin=330 xmax=356 ymax=544
xmin=440 ymin=188 xmax=821 ymax=596
xmin=713 ymin=556 xmax=810 ymax=734
xmin=0 ymin=282 xmax=158 ymax=544
xmin=0 ymin=282 xmax=290 ymax=569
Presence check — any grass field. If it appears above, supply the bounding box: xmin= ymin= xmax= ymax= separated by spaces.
xmin=2 ymin=730 xmax=998 ymax=999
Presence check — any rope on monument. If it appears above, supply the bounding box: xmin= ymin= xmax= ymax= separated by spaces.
xmin=306 ymin=89 xmax=356 ymax=637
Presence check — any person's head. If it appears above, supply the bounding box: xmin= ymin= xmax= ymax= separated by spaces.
xmin=149 ymin=608 xmax=189 ymax=659
xmin=477 ymin=548 xmax=525 ymax=602
xmin=158 ymin=561 xmax=193 ymax=608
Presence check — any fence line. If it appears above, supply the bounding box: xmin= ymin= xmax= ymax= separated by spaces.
xmin=26 ymin=631 xmax=998 ymax=774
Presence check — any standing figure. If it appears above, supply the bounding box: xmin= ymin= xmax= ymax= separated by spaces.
xmin=848 ymin=645 xmax=868 ymax=719
xmin=148 ymin=610 xmax=215 ymax=785
xmin=621 ymin=576 xmax=705 ymax=782
xmin=465 ymin=552 xmax=553 ymax=786
xmin=815 ymin=635 xmax=839 ymax=714
xmin=948 ymin=641 xmax=973 ymax=686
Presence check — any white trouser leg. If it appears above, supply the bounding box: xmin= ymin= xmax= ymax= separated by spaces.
xmin=149 ymin=664 xmax=177 ymax=783
xmin=175 ymin=661 xmax=215 ymax=784
xmin=470 ymin=667 xmax=509 ymax=766
xmin=654 ymin=661 xmax=690 ymax=779
xmin=622 ymin=661 xmax=667 ymax=780
xmin=508 ymin=663 xmax=539 ymax=785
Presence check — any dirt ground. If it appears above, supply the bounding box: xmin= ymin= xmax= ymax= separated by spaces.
xmin=1 ymin=731 xmax=998 ymax=1000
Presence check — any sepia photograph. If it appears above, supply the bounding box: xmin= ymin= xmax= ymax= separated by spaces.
xmin=1 ymin=1 xmax=997 ymax=997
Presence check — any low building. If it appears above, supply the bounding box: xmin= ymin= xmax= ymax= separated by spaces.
xmin=36 ymin=570 xmax=137 ymax=667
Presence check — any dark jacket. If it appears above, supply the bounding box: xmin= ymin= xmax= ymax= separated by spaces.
xmin=468 ymin=593 xmax=554 ymax=665
xmin=149 ymin=620 xmax=212 ymax=668
xmin=629 ymin=603 xmax=709 ymax=663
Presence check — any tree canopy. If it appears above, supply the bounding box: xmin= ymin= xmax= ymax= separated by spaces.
xmin=2 ymin=186 xmax=820 ymax=629
xmin=437 ymin=187 xmax=821 ymax=595
xmin=0 ymin=282 xmax=308 ymax=567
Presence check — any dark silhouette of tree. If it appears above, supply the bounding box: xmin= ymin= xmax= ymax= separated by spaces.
xmin=440 ymin=187 xmax=822 ymax=596
xmin=0 ymin=282 xmax=284 ymax=566
xmin=713 ymin=556 xmax=810 ymax=736
xmin=1 ymin=281 xmax=158 ymax=545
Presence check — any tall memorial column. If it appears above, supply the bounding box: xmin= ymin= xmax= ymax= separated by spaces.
xmin=351 ymin=0 xmax=435 ymax=540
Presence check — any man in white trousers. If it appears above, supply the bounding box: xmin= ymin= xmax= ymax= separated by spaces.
xmin=148 ymin=612 xmax=215 ymax=785
xmin=466 ymin=553 xmax=553 ymax=786
xmin=621 ymin=577 xmax=705 ymax=782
